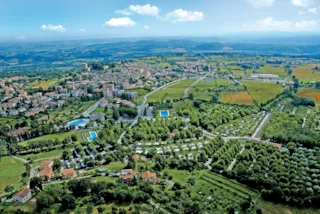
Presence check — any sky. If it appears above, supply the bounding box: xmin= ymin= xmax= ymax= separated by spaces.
xmin=0 ymin=0 xmax=320 ymax=41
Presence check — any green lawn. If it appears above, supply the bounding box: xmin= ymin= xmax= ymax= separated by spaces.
xmin=19 ymin=130 xmax=86 ymax=146
xmin=258 ymin=200 xmax=320 ymax=214
xmin=20 ymin=149 xmax=64 ymax=166
xmin=148 ymin=79 xmax=196 ymax=102
xmin=0 ymin=117 xmax=17 ymax=126
xmin=243 ymin=81 xmax=284 ymax=105
xmin=0 ymin=156 xmax=26 ymax=195
xmin=257 ymin=66 xmax=286 ymax=77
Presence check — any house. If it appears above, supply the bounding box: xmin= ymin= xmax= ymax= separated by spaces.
xmin=39 ymin=161 xmax=54 ymax=180
xmin=120 ymin=169 xmax=136 ymax=184
xmin=141 ymin=171 xmax=157 ymax=184
xmin=60 ymin=168 xmax=77 ymax=179
xmin=12 ymin=188 xmax=32 ymax=203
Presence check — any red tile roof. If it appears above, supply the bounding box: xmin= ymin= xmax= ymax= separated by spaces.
xmin=16 ymin=188 xmax=30 ymax=197
xmin=60 ymin=168 xmax=75 ymax=177
xmin=120 ymin=169 xmax=135 ymax=180
xmin=141 ymin=171 xmax=157 ymax=180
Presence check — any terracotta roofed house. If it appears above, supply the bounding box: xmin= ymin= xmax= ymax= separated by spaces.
xmin=39 ymin=161 xmax=54 ymax=180
xmin=12 ymin=188 xmax=32 ymax=203
xmin=60 ymin=168 xmax=77 ymax=179
xmin=141 ymin=171 xmax=157 ymax=184
xmin=120 ymin=169 xmax=136 ymax=184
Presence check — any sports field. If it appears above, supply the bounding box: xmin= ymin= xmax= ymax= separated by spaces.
xmin=148 ymin=79 xmax=196 ymax=102
xmin=243 ymin=81 xmax=283 ymax=105
xmin=257 ymin=66 xmax=286 ymax=77
xmin=297 ymin=88 xmax=320 ymax=103
xmin=0 ymin=157 xmax=25 ymax=195
xmin=220 ymin=91 xmax=254 ymax=105
xmin=293 ymin=65 xmax=320 ymax=81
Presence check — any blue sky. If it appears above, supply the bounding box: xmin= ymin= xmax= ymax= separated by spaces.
xmin=0 ymin=0 xmax=320 ymax=41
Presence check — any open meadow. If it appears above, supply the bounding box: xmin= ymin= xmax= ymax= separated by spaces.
xmin=293 ymin=64 xmax=320 ymax=81
xmin=148 ymin=79 xmax=196 ymax=102
xmin=31 ymin=79 xmax=59 ymax=89
xmin=220 ymin=91 xmax=255 ymax=105
xmin=0 ymin=157 xmax=26 ymax=196
xmin=257 ymin=66 xmax=286 ymax=77
xmin=297 ymin=88 xmax=320 ymax=104
xmin=243 ymin=81 xmax=284 ymax=105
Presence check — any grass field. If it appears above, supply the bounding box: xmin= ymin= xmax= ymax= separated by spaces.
xmin=220 ymin=91 xmax=255 ymax=105
xmin=0 ymin=117 xmax=17 ymax=126
xmin=297 ymin=88 xmax=320 ymax=104
xmin=148 ymin=79 xmax=196 ymax=102
xmin=257 ymin=66 xmax=286 ymax=77
xmin=243 ymin=81 xmax=284 ymax=105
xmin=32 ymin=79 xmax=59 ymax=89
xmin=20 ymin=131 xmax=86 ymax=146
xmin=293 ymin=65 xmax=320 ymax=81
xmin=258 ymin=200 xmax=320 ymax=214
xmin=0 ymin=157 xmax=26 ymax=195
xmin=20 ymin=149 xmax=64 ymax=166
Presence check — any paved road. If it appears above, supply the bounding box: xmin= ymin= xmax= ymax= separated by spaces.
xmin=184 ymin=64 xmax=211 ymax=98
xmin=82 ymin=98 xmax=104 ymax=117
xmin=227 ymin=145 xmax=245 ymax=171
xmin=251 ymin=112 xmax=271 ymax=138
xmin=11 ymin=155 xmax=36 ymax=188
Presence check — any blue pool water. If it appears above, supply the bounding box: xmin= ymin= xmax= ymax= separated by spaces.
xmin=160 ymin=110 xmax=169 ymax=117
xmin=88 ymin=131 xmax=98 ymax=142
xmin=68 ymin=119 xmax=88 ymax=127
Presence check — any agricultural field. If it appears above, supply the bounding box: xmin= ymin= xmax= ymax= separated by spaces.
xmin=148 ymin=79 xmax=196 ymax=102
xmin=243 ymin=81 xmax=284 ymax=105
xmin=0 ymin=117 xmax=17 ymax=126
xmin=31 ymin=79 xmax=59 ymax=89
xmin=258 ymin=200 xmax=320 ymax=214
xmin=220 ymin=91 xmax=254 ymax=105
xmin=0 ymin=157 xmax=26 ymax=196
xmin=256 ymin=66 xmax=286 ymax=77
xmin=297 ymin=88 xmax=320 ymax=104
xmin=293 ymin=64 xmax=320 ymax=81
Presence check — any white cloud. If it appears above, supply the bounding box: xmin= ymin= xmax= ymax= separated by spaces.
xmin=164 ymin=9 xmax=204 ymax=23
xmin=308 ymin=7 xmax=317 ymax=14
xmin=79 ymin=28 xmax=86 ymax=32
xmin=128 ymin=4 xmax=159 ymax=16
xmin=242 ymin=17 xmax=317 ymax=31
xmin=295 ymin=20 xmax=317 ymax=29
xmin=41 ymin=24 xmax=66 ymax=32
xmin=104 ymin=17 xmax=136 ymax=27
xmin=247 ymin=0 xmax=276 ymax=8
xmin=117 ymin=4 xmax=159 ymax=16
xmin=15 ymin=36 xmax=26 ymax=40
xmin=116 ymin=10 xmax=133 ymax=16
xmin=144 ymin=26 xmax=150 ymax=29
xmin=291 ymin=0 xmax=311 ymax=7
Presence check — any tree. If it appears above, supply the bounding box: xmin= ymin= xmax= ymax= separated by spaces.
xmin=97 ymin=207 xmax=105 ymax=214
xmin=53 ymin=159 xmax=62 ymax=170
xmin=188 ymin=93 xmax=194 ymax=100
xmin=86 ymin=204 xmax=93 ymax=214
xmin=212 ymin=95 xmax=219 ymax=103
xmin=71 ymin=134 xmax=78 ymax=142
xmin=36 ymin=193 xmax=54 ymax=210
xmin=113 ymin=110 xmax=120 ymax=120
xmin=61 ymin=194 xmax=76 ymax=211
xmin=30 ymin=177 xmax=43 ymax=190
xmin=4 ymin=185 xmax=14 ymax=193
xmin=0 ymin=145 xmax=7 ymax=159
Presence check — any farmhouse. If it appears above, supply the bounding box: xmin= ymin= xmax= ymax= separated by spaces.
xmin=60 ymin=168 xmax=77 ymax=179
xmin=120 ymin=169 xmax=136 ymax=184
xmin=12 ymin=188 xmax=32 ymax=203
xmin=39 ymin=161 xmax=54 ymax=180
xmin=141 ymin=171 xmax=157 ymax=184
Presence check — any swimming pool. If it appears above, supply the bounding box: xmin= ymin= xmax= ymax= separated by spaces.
xmin=160 ymin=110 xmax=169 ymax=117
xmin=67 ymin=119 xmax=89 ymax=127
xmin=88 ymin=131 xmax=98 ymax=142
